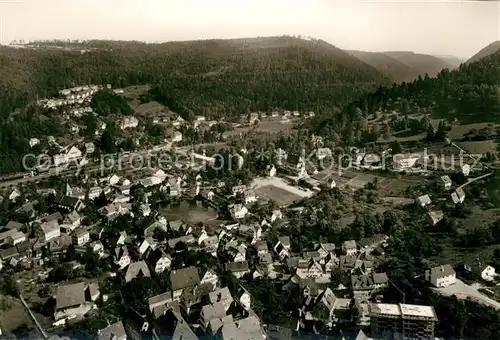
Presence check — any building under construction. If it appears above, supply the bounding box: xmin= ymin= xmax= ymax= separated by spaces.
xmin=370 ymin=303 xmax=437 ymax=340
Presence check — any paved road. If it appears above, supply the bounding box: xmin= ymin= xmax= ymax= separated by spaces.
xmin=434 ymin=279 xmax=500 ymax=310
xmin=0 ymin=145 xmax=177 ymax=189
xmin=457 ymin=172 xmax=494 ymax=190
xmin=0 ymin=142 xmax=228 ymax=189
xmin=382 ymin=197 xmax=415 ymax=205
xmin=19 ymin=294 xmax=49 ymax=339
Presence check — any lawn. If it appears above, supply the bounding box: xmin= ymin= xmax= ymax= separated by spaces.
xmin=377 ymin=177 xmax=423 ymax=197
xmin=478 ymin=286 xmax=500 ymax=304
xmin=448 ymin=123 xmax=500 ymax=139
xmin=456 ymin=140 xmax=496 ymax=155
xmin=133 ymin=101 xmax=173 ymax=117
xmin=0 ymin=295 xmax=35 ymax=332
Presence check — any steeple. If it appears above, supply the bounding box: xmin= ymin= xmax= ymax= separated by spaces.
xmin=65 ymin=181 xmax=72 ymax=196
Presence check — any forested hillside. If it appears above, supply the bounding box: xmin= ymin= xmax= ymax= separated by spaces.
xmin=0 ymin=36 xmax=390 ymax=121
xmin=348 ymin=50 xmax=456 ymax=83
xmin=383 ymin=51 xmax=457 ymax=77
xmin=0 ymin=36 xmax=391 ymax=174
xmin=348 ymin=50 xmax=421 ymax=83
xmin=437 ymin=55 xmax=464 ymax=68
xmin=312 ymin=50 xmax=500 ymax=143
xmin=466 ymin=40 xmax=500 ymax=64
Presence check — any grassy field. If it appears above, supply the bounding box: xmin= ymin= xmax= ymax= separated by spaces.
xmin=448 ymin=122 xmax=500 ymax=139
xmin=427 ymin=206 xmax=500 ymax=267
xmin=122 ymin=84 xmax=151 ymax=108
xmin=377 ymin=177 xmax=420 ymax=197
xmin=251 ymin=176 xmax=313 ymax=207
xmin=456 ymin=140 xmax=497 ymax=155
xmin=254 ymin=185 xmax=304 ymax=207
xmin=0 ymin=295 xmax=35 ymax=332
xmin=160 ymin=201 xmax=218 ymax=224
xmin=479 ymin=286 xmax=500 ymax=303
xmin=311 ymin=168 xmax=421 ymax=197
xmin=134 ymin=101 xmax=173 ymax=117
xmin=461 ymin=206 xmax=500 ymax=228
xmin=377 ymin=133 xmax=426 ymax=143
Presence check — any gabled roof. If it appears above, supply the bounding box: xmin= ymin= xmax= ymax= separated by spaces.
xmin=148 ymin=248 xmax=170 ymax=263
xmin=426 ymin=264 xmax=455 ymax=280
xmin=417 ymin=194 xmax=431 ymax=205
xmin=49 ymin=235 xmax=72 ymax=252
xmin=148 ymin=292 xmax=173 ymax=310
xmin=74 ymin=228 xmax=89 ymax=237
xmin=170 ymin=266 xmax=200 ymax=291
xmin=40 ymin=220 xmax=59 ymax=234
xmin=352 ymin=273 xmax=389 ymax=290
xmin=201 ymin=301 xmax=226 ymax=323
xmin=125 ymin=261 xmax=151 ymax=282
xmin=172 ymin=319 xmax=198 ymax=340
xmin=169 ymin=220 xmax=184 ymax=231
xmin=464 ymin=258 xmax=492 ymax=274
xmin=441 ymin=175 xmax=452 ymax=184
xmin=87 ymin=282 xmax=99 ymax=297
xmin=428 ymin=210 xmax=444 ymax=225
xmin=278 ymin=236 xmax=290 ymax=246
xmin=343 ymin=240 xmax=357 ymax=249
xmin=115 ymin=245 xmax=129 ymax=258
xmin=15 ymin=240 xmax=31 ymax=254
xmin=5 ymin=221 xmax=24 ymax=230
xmin=208 ymin=287 xmax=233 ymax=305
xmin=64 ymin=211 xmax=80 ymax=223
xmin=42 ymin=212 xmax=63 ymax=223
xmin=355 ymin=330 xmax=370 ymax=340
xmin=225 ymin=261 xmax=249 ymax=272
xmin=55 ymin=282 xmax=86 ymax=310
xmin=243 ymin=189 xmax=256 ymax=198
xmin=220 ymin=316 xmax=264 ymax=340
xmin=0 ymin=247 xmax=19 ymax=260
xmin=318 ymin=243 xmax=336 ymax=253
xmin=339 ymin=255 xmax=358 ymax=269
xmin=254 ymin=240 xmax=268 ymax=252
xmin=267 ymin=325 xmax=293 ymax=340
xmin=98 ymin=321 xmax=127 ymax=340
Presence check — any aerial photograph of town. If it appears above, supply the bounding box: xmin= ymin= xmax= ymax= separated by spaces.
xmin=0 ymin=0 xmax=498 ymax=339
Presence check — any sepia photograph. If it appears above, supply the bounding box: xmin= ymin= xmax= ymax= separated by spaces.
xmin=0 ymin=0 xmax=499 ymax=339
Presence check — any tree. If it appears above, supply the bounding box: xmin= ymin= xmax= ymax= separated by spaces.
xmin=382 ymin=123 xmax=392 ymax=140
xmin=82 ymin=247 xmax=100 ymax=275
xmin=329 ymin=267 xmax=343 ymax=289
xmin=122 ymin=276 xmax=159 ymax=312
xmin=48 ymin=263 xmax=77 ymax=282
xmin=420 ymin=116 xmax=431 ymax=131
xmin=390 ymin=140 xmax=403 ymax=154
xmin=426 ymin=124 xmax=435 ymax=141
xmin=99 ymin=128 xmax=116 ymax=154
xmin=435 ymin=120 xmax=448 ymax=141
xmin=82 ymin=112 xmax=98 ymax=137
xmin=0 ymin=272 xmax=19 ymax=297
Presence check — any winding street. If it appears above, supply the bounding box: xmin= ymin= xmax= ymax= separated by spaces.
xmin=457 ymin=172 xmax=494 ymax=190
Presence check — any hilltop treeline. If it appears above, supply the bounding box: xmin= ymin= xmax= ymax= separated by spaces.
xmin=0 ymin=36 xmax=390 ymax=174
xmin=0 ymin=36 xmax=390 ymax=121
xmin=91 ymin=91 xmax=133 ymax=116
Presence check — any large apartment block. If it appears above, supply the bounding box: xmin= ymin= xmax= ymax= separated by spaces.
xmin=370 ymin=303 xmax=437 ymax=340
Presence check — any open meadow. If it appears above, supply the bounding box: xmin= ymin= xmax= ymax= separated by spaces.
xmin=251 ymin=176 xmax=313 ymax=207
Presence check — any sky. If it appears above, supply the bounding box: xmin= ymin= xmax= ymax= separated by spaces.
xmin=0 ymin=0 xmax=498 ymax=59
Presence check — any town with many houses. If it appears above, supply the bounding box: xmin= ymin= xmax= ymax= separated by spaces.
xmin=0 ymin=83 xmax=497 ymax=340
